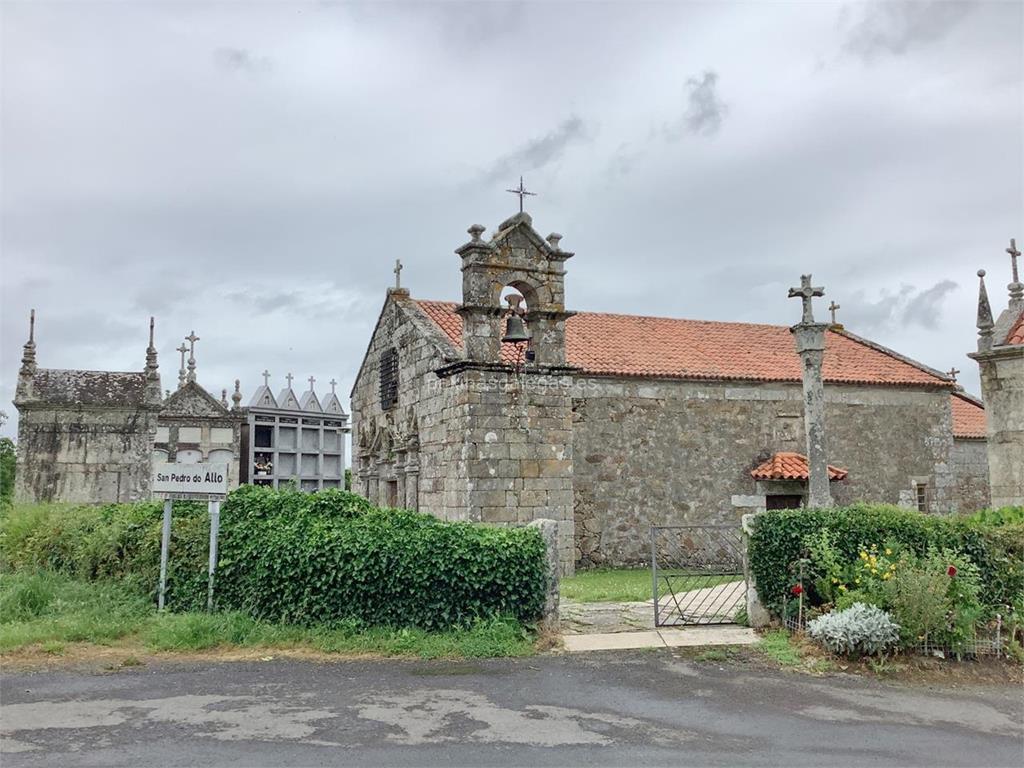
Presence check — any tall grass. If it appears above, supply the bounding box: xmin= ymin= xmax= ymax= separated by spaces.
xmin=0 ymin=571 xmax=534 ymax=658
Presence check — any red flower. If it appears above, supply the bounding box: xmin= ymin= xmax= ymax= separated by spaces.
xmin=947 ymin=565 xmax=958 ymax=577
xmin=791 ymin=584 xmax=804 ymax=596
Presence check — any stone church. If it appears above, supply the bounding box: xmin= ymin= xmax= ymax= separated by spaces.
xmin=350 ymin=211 xmax=991 ymax=572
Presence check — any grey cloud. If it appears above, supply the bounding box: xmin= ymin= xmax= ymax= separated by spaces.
xmin=482 ymin=116 xmax=590 ymax=183
xmin=904 ymin=279 xmax=958 ymax=327
xmin=842 ymin=281 xmax=958 ymax=331
xmin=214 ymin=46 xmax=272 ymax=75
xmin=664 ymin=71 xmax=727 ymax=140
xmin=841 ymin=1 xmax=975 ymax=62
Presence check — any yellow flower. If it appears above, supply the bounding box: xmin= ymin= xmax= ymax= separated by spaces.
xmin=855 ymin=578 xmax=861 ymax=584
xmin=839 ymin=585 xmax=847 ymax=591
xmin=885 ymin=548 xmax=892 ymax=555
xmin=831 ymin=577 xmax=839 ymax=584
xmin=860 ymin=551 xmax=868 ymax=560
xmin=882 ymin=573 xmax=891 ymax=580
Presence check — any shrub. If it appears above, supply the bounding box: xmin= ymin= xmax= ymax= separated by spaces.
xmin=749 ymin=504 xmax=1024 ymax=617
xmin=215 ymin=490 xmax=547 ymax=629
xmin=806 ymin=603 xmax=901 ymax=657
xmin=1 ymin=485 xmax=548 ymax=631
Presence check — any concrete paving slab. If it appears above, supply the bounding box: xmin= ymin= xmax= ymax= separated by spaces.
xmin=561 ymin=631 xmax=665 ymax=652
xmin=658 ymin=626 xmax=758 ymax=647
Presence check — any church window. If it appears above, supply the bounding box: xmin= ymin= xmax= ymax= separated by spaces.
xmin=379 ymin=348 xmax=399 ymax=410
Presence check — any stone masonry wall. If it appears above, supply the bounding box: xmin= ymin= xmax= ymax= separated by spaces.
xmin=440 ymin=367 xmax=575 ymax=571
xmin=15 ymin=407 xmax=158 ymax=503
xmin=977 ymin=350 xmax=1024 ymax=507
xmin=951 ymin=438 xmax=990 ymax=512
xmin=572 ymin=377 xmax=955 ymax=567
xmin=350 ymin=294 xmax=453 ymax=514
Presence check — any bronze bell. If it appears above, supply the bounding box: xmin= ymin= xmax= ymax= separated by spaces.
xmin=502 ymin=314 xmax=531 ymax=344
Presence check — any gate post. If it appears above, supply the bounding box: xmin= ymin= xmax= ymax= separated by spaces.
xmin=741 ymin=513 xmax=771 ymax=628
xmin=650 ymin=525 xmax=659 ymax=627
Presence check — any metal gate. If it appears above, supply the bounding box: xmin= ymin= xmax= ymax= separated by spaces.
xmin=651 ymin=525 xmax=746 ymax=627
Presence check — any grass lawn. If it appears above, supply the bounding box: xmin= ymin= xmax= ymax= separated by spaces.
xmin=561 ymin=568 xmax=742 ymax=603
xmin=0 ymin=571 xmax=535 ymax=660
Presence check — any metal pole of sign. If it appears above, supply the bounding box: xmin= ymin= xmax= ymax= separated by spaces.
xmin=207 ymin=499 xmax=221 ymax=612
xmin=158 ymin=499 xmax=172 ymax=611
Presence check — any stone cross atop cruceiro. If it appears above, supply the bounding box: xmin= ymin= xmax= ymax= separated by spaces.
xmin=787 ymin=273 xmax=832 ymax=509
xmin=788 ymin=274 xmax=825 ymax=325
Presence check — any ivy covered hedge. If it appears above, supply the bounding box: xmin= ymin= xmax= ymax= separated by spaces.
xmin=0 ymin=485 xmax=548 ymax=630
xmin=214 ymin=485 xmax=547 ymax=629
xmin=748 ymin=504 xmax=1024 ymax=617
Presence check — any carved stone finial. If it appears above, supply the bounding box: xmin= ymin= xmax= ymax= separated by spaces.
xmin=221 ymin=389 xmax=229 ymax=407
xmin=145 ymin=317 xmax=159 ymax=379
xmin=788 ymin=274 xmax=826 ymax=325
xmin=468 ymin=224 xmax=486 ymax=242
xmin=546 ymin=233 xmax=563 ymax=251
xmin=20 ymin=308 xmax=37 ymax=376
xmin=232 ymin=378 xmax=242 ymax=410
xmin=976 ymin=269 xmax=994 ymax=352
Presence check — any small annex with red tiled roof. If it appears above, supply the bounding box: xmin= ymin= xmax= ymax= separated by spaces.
xmin=414 ymin=300 xmax=954 ymax=388
xmin=951 ymin=393 xmax=986 ymax=439
xmin=750 ymin=452 xmax=848 ymax=482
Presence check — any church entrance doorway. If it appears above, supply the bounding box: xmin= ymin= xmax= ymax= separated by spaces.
xmin=650 ymin=525 xmax=746 ymax=627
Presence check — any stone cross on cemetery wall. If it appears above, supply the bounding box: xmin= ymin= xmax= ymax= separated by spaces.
xmin=788 ymin=274 xmax=832 ymax=509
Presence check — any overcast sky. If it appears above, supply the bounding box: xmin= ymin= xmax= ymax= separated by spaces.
xmin=2 ymin=1 xmax=1022 ymax=440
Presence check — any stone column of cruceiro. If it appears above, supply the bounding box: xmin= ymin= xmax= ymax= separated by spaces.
xmin=788 ymin=274 xmax=832 ymax=508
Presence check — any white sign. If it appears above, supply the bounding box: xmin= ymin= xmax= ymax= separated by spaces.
xmin=152 ymin=463 xmax=228 ymax=498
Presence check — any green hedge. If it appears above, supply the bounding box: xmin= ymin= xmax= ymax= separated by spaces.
xmin=214 ymin=485 xmax=546 ymax=629
xmin=749 ymin=504 xmax=1024 ymax=616
xmin=0 ymin=485 xmax=548 ymax=630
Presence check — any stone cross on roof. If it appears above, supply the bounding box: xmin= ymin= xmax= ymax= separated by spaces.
xmin=19 ymin=308 xmax=37 ymax=375
xmin=262 ymin=369 xmax=271 ymax=386
xmin=308 ymin=375 xmax=316 ymax=391
xmin=506 ymin=176 xmax=536 ymax=214
xmin=394 ymin=259 xmax=402 ymax=290
xmin=947 ymin=367 xmax=960 ymax=382
xmin=828 ymin=301 xmax=840 ymax=324
xmin=285 ymin=372 xmax=294 ymax=388
xmin=788 ymin=274 xmax=826 ymax=325
xmin=329 ymin=378 xmax=337 ymax=393
xmin=1008 ymin=237 xmax=1023 ymax=305
xmin=185 ymin=331 xmax=199 ymax=382
xmin=176 ymin=344 xmax=188 ymax=389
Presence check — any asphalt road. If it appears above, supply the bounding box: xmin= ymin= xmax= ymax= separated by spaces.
xmin=1 ymin=652 xmax=1021 ymax=767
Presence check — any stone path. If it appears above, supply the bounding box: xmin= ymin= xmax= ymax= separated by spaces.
xmin=560 ymin=581 xmax=756 ymax=653
xmin=561 ymin=581 xmax=744 ymax=635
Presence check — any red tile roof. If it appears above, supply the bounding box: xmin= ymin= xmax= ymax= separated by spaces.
xmin=414 ymin=300 xmax=952 ymax=387
xmin=750 ymin=452 xmax=848 ymax=482
xmin=951 ymin=393 xmax=986 ymax=439
xmin=1006 ymin=310 xmax=1024 ymax=346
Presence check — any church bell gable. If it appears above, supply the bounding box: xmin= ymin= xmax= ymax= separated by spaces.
xmin=455 ymin=212 xmax=575 ymax=367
